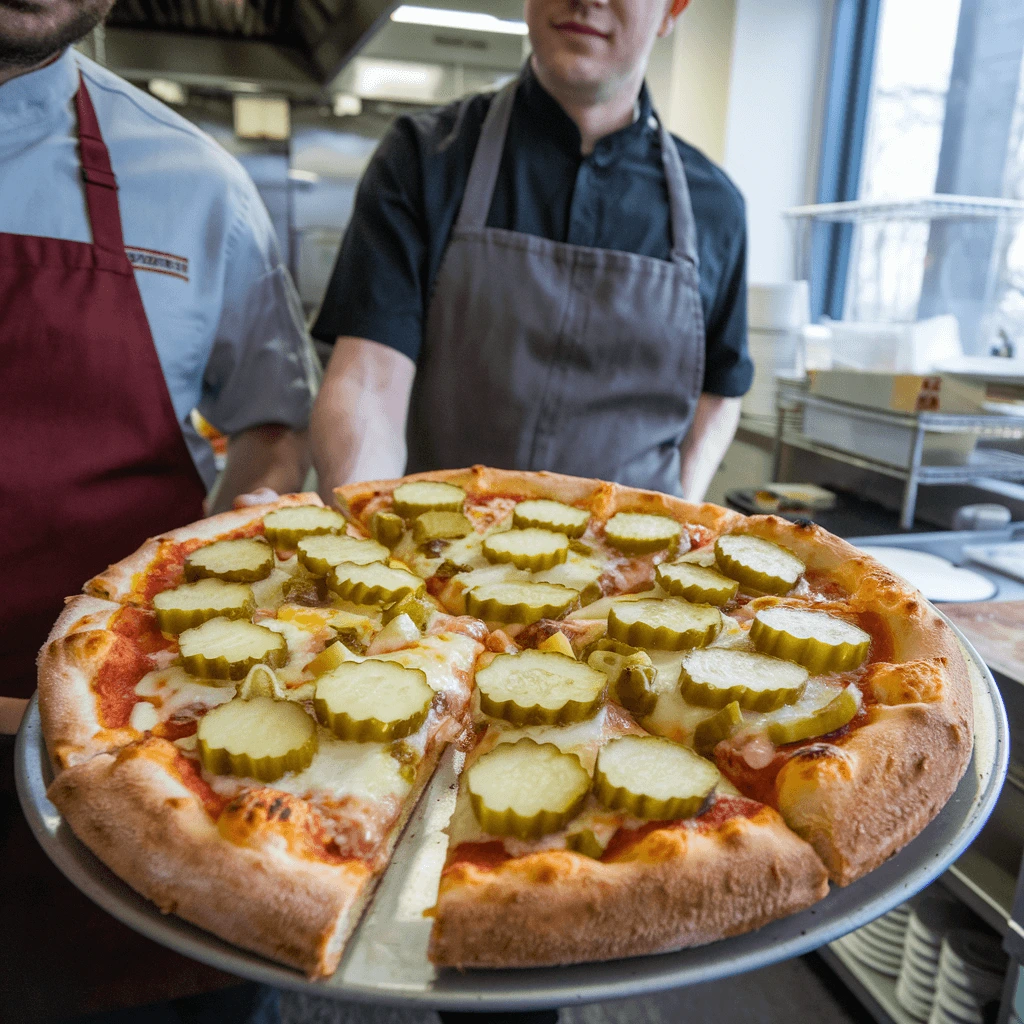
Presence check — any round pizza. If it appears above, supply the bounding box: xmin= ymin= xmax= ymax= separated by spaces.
xmin=37 ymin=467 xmax=974 ymax=977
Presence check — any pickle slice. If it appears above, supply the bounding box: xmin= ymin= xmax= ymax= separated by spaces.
xmin=297 ymin=534 xmax=389 ymax=576
xmin=197 ymin=696 xmax=317 ymax=782
xmin=179 ymin=616 xmax=288 ymax=680
xmin=370 ymin=510 xmax=405 ymax=548
xmin=749 ymin=607 xmax=871 ymax=674
xmin=586 ymin=641 xmax=659 ymax=718
xmin=183 ymin=538 xmax=274 ymax=584
xmin=537 ymin=631 xmax=575 ymax=658
xmin=391 ymin=481 xmax=465 ymax=518
xmin=594 ymin=736 xmax=719 ymax=820
xmin=475 ymin=650 xmax=606 ymax=726
xmin=413 ymin=510 xmax=473 ymax=545
xmin=382 ymin=592 xmax=435 ymax=631
xmin=314 ymin=660 xmax=434 ymax=742
xmin=655 ymin=561 xmax=738 ymax=606
xmin=765 ymin=687 xmax=860 ymax=746
xmin=465 ymin=581 xmax=579 ymax=625
xmin=482 ymin=529 xmax=570 ymax=571
xmin=467 ymin=738 xmax=591 ymax=840
xmin=262 ymin=505 xmax=345 ymax=549
xmin=693 ymin=701 xmax=743 ymax=757
xmin=714 ymin=534 xmax=805 ymax=595
xmin=306 ymin=640 xmax=352 ymax=677
xmin=153 ymin=579 xmax=255 ymax=634
xmin=604 ymin=513 xmax=682 ymax=555
xmin=513 ymin=499 xmax=591 ymax=538
xmin=607 ymin=599 xmax=722 ymax=651
xmin=327 ymin=560 xmax=424 ymax=606
xmin=679 ymin=649 xmax=808 ymax=711
xmin=566 ymin=829 xmax=609 ymax=859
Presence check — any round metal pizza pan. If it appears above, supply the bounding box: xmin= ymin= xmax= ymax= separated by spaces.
xmin=16 ymin=618 xmax=1008 ymax=1013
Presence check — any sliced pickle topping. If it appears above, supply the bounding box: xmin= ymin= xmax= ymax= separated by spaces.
xmin=749 ymin=606 xmax=871 ymax=674
xmin=297 ymin=534 xmax=388 ymax=575
xmin=475 ymin=650 xmax=606 ymax=726
xmin=179 ymin=616 xmax=288 ymax=680
xmin=262 ymin=505 xmax=345 ymax=549
xmin=197 ymin=696 xmax=317 ymax=782
xmin=693 ymin=701 xmax=743 ymax=757
xmin=465 ymin=581 xmax=579 ymax=624
xmin=183 ymin=538 xmax=274 ymax=584
xmin=412 ymin=510 xmax=473 ymax=545
xmin=370 ymin=510 xmax=405 ymax=548
xmin=467 ymin=737 xmax=591 ymax=840
xmin=482 ymin=528 xmax=570 ymax=571
xmin=603 ymin=513 xmax=683 ymax=555
xmin=607 ymin=598 xmax=722 ymax=651
xmin=513 ymin=499 xmax=591 ymax=538
xmin=714 ymin=534 xmax=805 ymax=595
xmin=655 ymin=561 xmax=738 ymax=606
xmin=327 ymin=560 xmax=424 ymax=606
xmin=391 ymin=481 xmax=465 ymax=518
xmin=381 ymin=592 xmax=435 ymax=631
xmin=566 ymin=829 xmax=609 ymax=859
xmin=594 ymin=736 xmax=719 ymax=820
xmin=305 ymin=640 xmax=351 ymax=678
xmin=765 ymin=687 xmax=860 ymax=746
xmin=585 ymin=640 xmax=658 ymax=718
xmin=679 ymin=648 xmax=808 ymax=711
xmin=153 ymin=579 xmax=255 ymax=634
xmin=314 ymin=660 xmax=434 ymax=742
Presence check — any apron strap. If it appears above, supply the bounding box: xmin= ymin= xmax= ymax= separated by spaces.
xmin=74 ymin=74 xmax=128 ymax=258
xmin=657 ymin=120 xmax=700 ymax=268
xmin=454 ymin=78 xmax=519 ymax=231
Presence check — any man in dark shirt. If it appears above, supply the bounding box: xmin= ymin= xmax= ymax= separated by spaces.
xmin=311 ymin=0 xmax=751 ymax=500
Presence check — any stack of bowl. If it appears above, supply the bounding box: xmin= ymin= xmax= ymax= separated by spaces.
xmin=896 ymin=899 xmax=974 ymax=1021
xmin=835 ymin=903 xmax=912 ymax=977
xmin=927 ymin=930 xmax=1007 ymax=1024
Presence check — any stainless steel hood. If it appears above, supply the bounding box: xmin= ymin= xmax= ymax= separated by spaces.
xmin=97 ymin=0 xmax=398 ymax=96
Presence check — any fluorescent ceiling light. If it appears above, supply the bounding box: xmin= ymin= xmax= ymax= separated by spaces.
xmin=391 ymin=5 xmax=528 ymax=35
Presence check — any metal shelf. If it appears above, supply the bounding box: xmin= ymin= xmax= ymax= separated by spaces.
xmin=818 ymin=944 xmax=911 ymax=1024
xmin=784 ymin=196 xmax=1024 ymax=224
xmin=773 ymin=385 xmax=1024 ymax=529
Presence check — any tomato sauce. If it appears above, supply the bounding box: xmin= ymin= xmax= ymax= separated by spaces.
xmin=94 ymin=635 xmax=153 ymax=729
xmin=444 ymin=840 xmax=511 ymax=873
xmin=169 ymin=751 xmax=229 ymax=818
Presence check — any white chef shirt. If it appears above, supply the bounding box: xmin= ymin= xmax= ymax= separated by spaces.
xmin=0 ymin=48 xmax=319 ymax=488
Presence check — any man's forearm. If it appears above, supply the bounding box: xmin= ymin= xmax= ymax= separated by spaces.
xmin=209 ymin=425 xmax=310 ymax=513
xmin=679 ymin=394 xmax=742 ymax=503
xmin=310 ymin=337 xmax=415 ymax=502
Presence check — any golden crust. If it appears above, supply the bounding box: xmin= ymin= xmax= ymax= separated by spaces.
xmin=47 ymin=742 xmax=369 ymax=978
xmin=85 ymin=493 xmax=323 ymax=604
xmin=37 ymin=595 xmax=136 ymax=771
xmin=429 ymin=805 xmax=828 ymax=968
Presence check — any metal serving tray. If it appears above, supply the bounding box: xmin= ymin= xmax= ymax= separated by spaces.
xmin=16 ymin=621 xmax=1008 ymax=1013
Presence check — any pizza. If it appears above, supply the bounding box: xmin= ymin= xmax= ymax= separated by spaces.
xmin=36 ymin=467 xmax=974 ymax=977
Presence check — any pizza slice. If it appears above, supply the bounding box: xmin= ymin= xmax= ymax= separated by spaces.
xmin=427 ymin=644 xmax=828 ymax=968
xmin=563 ymin=516 xmax=974 ymax=886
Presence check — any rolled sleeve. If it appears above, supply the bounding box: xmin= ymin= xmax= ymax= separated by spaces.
xmin=199 ymin=186 xmax=319 ymax=436
xmin=311 ymin=120 xmax=427 ymax=362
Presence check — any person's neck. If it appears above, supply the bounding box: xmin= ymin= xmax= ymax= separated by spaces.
xmin=531 ymin=55 xmax=643 ymax=155
xmin=0 ymin=50 xmax=63 ymax=88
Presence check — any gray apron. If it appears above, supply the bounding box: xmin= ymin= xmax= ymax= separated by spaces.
xmin=407 ymin=78 xmax=707 ymax=496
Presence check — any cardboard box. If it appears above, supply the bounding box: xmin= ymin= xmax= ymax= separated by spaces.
xmin=808 ymin=370 xmax=986 ymax=414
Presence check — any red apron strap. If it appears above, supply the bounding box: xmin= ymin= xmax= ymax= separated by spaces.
xmin=74 ymin=74 xmax=128 ymax=258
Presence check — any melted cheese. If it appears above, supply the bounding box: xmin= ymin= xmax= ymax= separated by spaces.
xmin=134 ymin=667 xmax=236 ymax=726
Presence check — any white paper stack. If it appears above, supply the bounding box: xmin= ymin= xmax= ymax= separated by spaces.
xmin=927 ymin=930 xmax=1007 ymax=1024
xmin=834 ymin=903 xmax=911 ymax=977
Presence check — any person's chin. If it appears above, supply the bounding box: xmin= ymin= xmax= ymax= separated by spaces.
xmin=536 ymin=47 xmax=610 ymax=92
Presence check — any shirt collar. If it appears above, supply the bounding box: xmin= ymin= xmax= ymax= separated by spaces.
xmin=517 ymin=60 xmax=656 ymax=160
xmin=0 ymin=48 xmax=79 ymax=134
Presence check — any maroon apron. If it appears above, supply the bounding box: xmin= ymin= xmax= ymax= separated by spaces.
xmin=0 ymin=74 xmax=207 ymax=699
xmin=0 ymin=75 xmax=236 ymax=1018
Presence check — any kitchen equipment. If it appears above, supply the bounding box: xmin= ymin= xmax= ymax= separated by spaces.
xmin=954 ymin=505 xmax=1013 ymax=532
xmin=855 ymin=546 xmax=997 ymax=602
xmin=14 ymin=623 xmax=1007 ymax=1011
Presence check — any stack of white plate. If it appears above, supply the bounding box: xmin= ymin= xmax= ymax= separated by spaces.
xmin=834 ymin=903 xmax=911 ymax=977
xmin=927 ymin=930 xmax=1007 ymax=1024
xmin=896 ymin=899 xmax=967 ymax=1021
